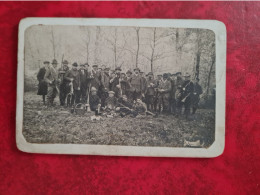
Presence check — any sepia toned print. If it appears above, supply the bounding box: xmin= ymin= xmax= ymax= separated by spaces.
xmin=17 ymin=18 xmax=226 ymax=157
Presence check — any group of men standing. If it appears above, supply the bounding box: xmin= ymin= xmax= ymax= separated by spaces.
xmin=37 ymin=59 xmax=203 ymax=119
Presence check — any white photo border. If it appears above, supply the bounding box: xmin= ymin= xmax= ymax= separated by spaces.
xmin=16 ymin=18 xmax=226 ymax=157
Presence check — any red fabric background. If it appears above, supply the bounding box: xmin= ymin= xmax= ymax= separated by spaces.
xmin=0 ymin=1 xmax=259 ymax=194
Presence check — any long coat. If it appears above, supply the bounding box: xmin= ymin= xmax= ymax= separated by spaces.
xmin=64 ymin=69 xmax=80 ymax=90
xmin=44 ymin=66 xmax=58 ymax=87
xmin=37 ymin=67 xmax=48 ymax=95
xmin=101 ymin=72 xmax=110 ymax=91
xmin=90 ymin=70 xmax=101 ymax=90
xmin=79 ymin=69 xmax=91 ymax=91
xmin=146 ymin=78 xmax=157 ymax=96
xmin=129 ymin=74 xmax=143 ymax=93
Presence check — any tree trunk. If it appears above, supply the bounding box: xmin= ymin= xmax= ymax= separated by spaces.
xmin=151 ymin=28 xmax=156 ymax=72
xmin=51 ymin=28 xmax=56 ymax=59
xmin=195 ymin=30 xmax=201 ymax=79
xmin=136 ymin=28 xmax=140 ymax=68
xmin=195 ymin=52 xmax=201 ymax=79
xmin=94 ymin=27 xmax=100 ymax=64
xmin=206 ymin=54 xmax=215 ymax=98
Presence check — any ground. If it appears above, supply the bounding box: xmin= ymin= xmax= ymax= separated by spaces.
xmin=22 ymin=92 xmax=215 ymax=148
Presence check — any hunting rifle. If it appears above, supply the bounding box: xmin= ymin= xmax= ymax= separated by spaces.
xmin=181 ymin=80 xmax=192 ymax=103
xmin=117 ymin=102 xmax=156 ymax=117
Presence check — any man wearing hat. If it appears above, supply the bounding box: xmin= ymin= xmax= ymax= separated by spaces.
xmin=140 ymin=71 xmax=147 ymax=101
xmin=157 ymin=73 xmax=172 ymax=114
xmin=51 ymin=59 xmax=58 ymax=69
xmin=181 ymin=72 xmax=194 ymax=119
xmin=100 ymin=67 xmax=110 ymax=107
xmin=37 ymin=61 xmax=49 ymax=105
xmin=145 ymin=72 xmax=157 ymax=111
xmin=104 ymin=91 xmax=118 ymax=111
xmin=176 ymin=72 xmax=183 ymax=87
xmin=58 ymin=60 xmax=70 ymax=106
xmin=115 ymin=67 xmax=121 ymax=74
xmin=192 ymin=77 xmax=203 ymax=114
xmin=119 ymin=72 xmax=130 ymax=96
xmin=169 ymin=73 xmax=177 ymax=115
xmin=90 ymin=64 xmax=102 ymax=97
xmin=44 ymin=59 xmax=59 ymax=106
xmin=110 ymin=67 xmax=121 ymax=98
xmin=79 ymin=63 xmax=91 ymax=104
xmin=129 ymin=67 xmax=143 ymax=101
xmin=64 ymin=62 xmax=80 ymax=106
xmin=153 ymin=74 xmax=162 ymax=112
xmin=89 ymin=87 xmax=101 ymax=115
xmin=125 ymin=70 xmax=133 ymax=99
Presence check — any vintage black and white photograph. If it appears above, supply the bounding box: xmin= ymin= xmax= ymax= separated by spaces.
xmin=16 ymin=18 xmax=226 ymax=157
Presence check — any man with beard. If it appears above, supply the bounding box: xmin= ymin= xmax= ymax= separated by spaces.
xmin=100 ymin=67 xmax=110 ymax=107
xmin=140 ymin=71 xmax=147 ymax=102
xmin=153 ymin=74 xmax=162 ymax=112
xmin=158 ymin=73 xmax=172 ymax=114
xmin=64 ymin=62 xmax=80 ymax=106
xmin=37 ymin=61 xmax=49 ymax=105
xmin=129 ymin=67 xmax=143 ymax=101
xmin=169 ymin=73 xmax=177 ymax=115
xmin=58 ymin=60 xmax=70 ymax=106
xmin=110 ymin=67 xmax=121 ymax=98
xmin=119 ymin=72 xmax=129 ymax=96
xmin=125 ymin=70 xmax=133 ymax=100
xmin=90 ymin=64 xmax=102 ymax=97
xmin=79 ymin=63 xmax=91 ymax=104
xmin=175 ymin=72 xmax=183 ymax=87
xmin=44 ymin=59 xmax=59 ymax=107
xmin=145 ymin=72 xmax=157 ymax=112
xmin=182 ymin=73 xmax=194 ymax=119
xmin=192 ymin=78 xmax=203 ymax=114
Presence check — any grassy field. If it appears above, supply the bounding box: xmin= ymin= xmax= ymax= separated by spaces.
xmin=23 ymin=92 xmax=215 ymax=148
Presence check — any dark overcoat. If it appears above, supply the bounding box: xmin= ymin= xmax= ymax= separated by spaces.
xmin=37 ymin=67 xmax=48 ymax=95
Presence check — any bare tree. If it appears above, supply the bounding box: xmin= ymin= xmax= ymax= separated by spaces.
xmin=135 ymin=27 xmax=140 ymax=68
xmin=206 ymin=43 xmax=216 ymax=98
xmin=80 ymin=27 xmax=91 ymax=63
xmin=140 ymin=28 xmax=174 ymax=72
xmin=105 ymin=27 xmax=127 ymax=69
xmin=94 ymin=26 xmax=101 ymax=64
xmin=51 ymin=27 xmax=56 ymax=59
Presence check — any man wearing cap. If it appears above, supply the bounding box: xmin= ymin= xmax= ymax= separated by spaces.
xmin=58 ymin=60 xmax=70 ymax=106
xmin=110 ymin=67 xmax=121 ymax=98
xmin=79 ymin=63 xmax=91 ymax=104
xmin=37 ymin=61 xmax=49 ymax=105
xmin=104 ymin=91 xmax=118 ymax=111
xmin=100 ymin=67 xmax=110 ymax=107
xmin=182 ymin=73 xmax=194 ymax=119
xmin=176 ymin=72 xmax=183 ymax=87
xmin=145 ymin=72 xmax=157 ymax=111
xmin=116 ymin=95 xmax=134 ymax=117
xmin=90 ymin=64 xmax=102 ymax=97
xmin=89 ymin=87 xmax=101 ymax=115
xmin=153 ymin=74 xmax=162 ymax=112
xmin=129 ymin=67 xmax=143 ymax=101
xmin=119 ymin=72 xmax=130 ymax=96
xmin=192 ymin=78 xmax=203 ymax=114
xmin=64 ymin=62 xmax=80 ymax=106
xmin=44 ymin=59 xmax=59 ymax=106
xmin=140 ymin=71 xmax=147 ymax=101
xmin=158 ymin=73 xmax=172 ymax=114
xmin=169 ymin=73 xmax=177 ymax=115
xmin=125 ymin=70 xmax=133 ymax=100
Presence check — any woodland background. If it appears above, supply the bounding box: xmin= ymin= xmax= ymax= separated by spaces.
xmin=1 ymin=1 xmax=259 ymax=194
xmin=25 ymin=25 xmax=216 ymax=102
